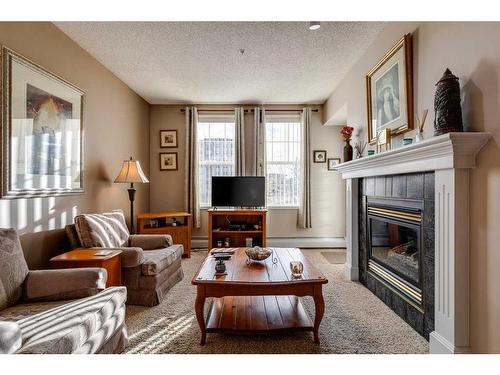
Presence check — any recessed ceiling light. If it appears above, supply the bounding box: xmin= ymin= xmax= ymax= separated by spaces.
xmin=309 ymin=21 xmax=320 ymax=31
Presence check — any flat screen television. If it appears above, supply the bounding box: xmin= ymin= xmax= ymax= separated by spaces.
xmin=211 ymin=176 xmax=265 ymax=208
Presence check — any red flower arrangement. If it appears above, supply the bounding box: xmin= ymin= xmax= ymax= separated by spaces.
xmin=340 ymin=126 xmax=354 ymax=141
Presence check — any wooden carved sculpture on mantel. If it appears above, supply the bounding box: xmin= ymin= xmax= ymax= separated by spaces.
xmin=434 ymin=68 xmax=464 ymax=136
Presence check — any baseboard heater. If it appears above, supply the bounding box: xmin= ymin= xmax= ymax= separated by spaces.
xmin=191 ymin=236 xmax=346 ymax=249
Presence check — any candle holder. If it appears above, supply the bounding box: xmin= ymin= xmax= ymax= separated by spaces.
xmin=290 ymin=261 xmax=304 ymax=278
xmin=215 ymin=259 xmax=226 ymax=274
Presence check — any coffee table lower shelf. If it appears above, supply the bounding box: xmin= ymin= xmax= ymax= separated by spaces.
xmin=206 ymin=295 xmax=313 ymax=334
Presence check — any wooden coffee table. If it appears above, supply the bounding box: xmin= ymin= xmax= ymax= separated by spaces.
xmin=192 ymin=247 xmax=328 ymax=345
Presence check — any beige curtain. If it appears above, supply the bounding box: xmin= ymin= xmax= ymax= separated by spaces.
xmin=184 ymin=107 xmax=200 ymax=228
xmin=298 ymin=107 xmax=312 ymax=228
xmin=252 ymin=107 xmax=266 ymax=176
xmin=235 ymin=107 xmax=245 ymax=176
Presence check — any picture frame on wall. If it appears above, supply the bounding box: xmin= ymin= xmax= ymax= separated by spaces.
xmin=327 ymin=158 xmax=341 ymax=171
xmin=160 ymin=129 xmax=178 ymax=148
xmin=0 ymin=46 xmax=84 ymax=198
xmin=366 ymin=33 xmax=413 ymax=144
xmin=313 ymin=150 xmax=327 ymax=163
xmin=160 ymin=152 xmax=178 ymax=171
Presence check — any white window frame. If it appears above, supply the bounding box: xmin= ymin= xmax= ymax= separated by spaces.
xmin=197 ymin=114 xmax=236 ymax=208
xmin=264 ymin=114 xmax=302 ymax=209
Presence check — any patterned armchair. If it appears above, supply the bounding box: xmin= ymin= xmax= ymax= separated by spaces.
xmin=65 ymin=209 xmax=184 ymax=306
xmin=0 ymin=228 xmax=127 ymax=354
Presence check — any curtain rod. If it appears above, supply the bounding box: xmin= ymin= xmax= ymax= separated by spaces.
xmin=179 ymin=108 xmax=319 ymax=113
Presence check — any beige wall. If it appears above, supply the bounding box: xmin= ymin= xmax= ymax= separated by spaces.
xmin=0 ymin=22 xmax=150 ymax=268
xmin=149 ymin=105 xmax=345 ymax=241
xmin=324 ymin=22 xmax=500 ymax=353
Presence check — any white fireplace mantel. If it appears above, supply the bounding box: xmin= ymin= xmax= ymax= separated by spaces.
xmin=334 ymin=132 xmax=491 ymax=179
xmin=334 ymin=132 xmax=491 ymax=354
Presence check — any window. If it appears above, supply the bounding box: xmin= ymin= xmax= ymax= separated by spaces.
xmin=197 ymin=116 xmax=235 ymax=207
xmin=265 ymin=115 xmax=301 ymax=207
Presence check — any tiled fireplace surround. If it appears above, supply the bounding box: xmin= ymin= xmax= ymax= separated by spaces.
xmin=359 ymin=172 xmax=435 ymax=339
xmin=334 ymin=132 xmax=491 ymax=354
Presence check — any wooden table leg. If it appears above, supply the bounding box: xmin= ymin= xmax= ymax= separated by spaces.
xmin=312 ymin=284 xmax=325 ymax=343
xmin=195 ymin=285 xmax=207 ymax=345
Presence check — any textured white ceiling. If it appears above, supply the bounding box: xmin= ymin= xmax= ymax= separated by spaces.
xmin=55 ymin=22 xmax=385 ymax=104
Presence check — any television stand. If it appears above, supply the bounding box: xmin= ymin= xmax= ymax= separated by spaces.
xmin=208 ymin=209 xmax=267 ymax=249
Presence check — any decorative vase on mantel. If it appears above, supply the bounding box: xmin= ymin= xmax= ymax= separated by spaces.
xmin=340 ymin=126 xmax=355 ymax=163
xmin=343 ymin=139 xmax=353 ymax=162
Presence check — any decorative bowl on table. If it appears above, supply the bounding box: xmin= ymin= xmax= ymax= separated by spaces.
xmin=245 ymin=246 xmax=272 ymax=262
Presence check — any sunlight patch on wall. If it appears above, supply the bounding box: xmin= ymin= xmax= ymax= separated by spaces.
xmin=16 ymin=199 xmax=27 ymax=230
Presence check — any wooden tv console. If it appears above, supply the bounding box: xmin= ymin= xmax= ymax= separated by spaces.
xmin=208 ymin=209 xmax=267 ymax=249
xmin=137 ymin=211 xmax=192 ymax=258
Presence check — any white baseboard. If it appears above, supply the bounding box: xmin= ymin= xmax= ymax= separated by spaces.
xmin=429 ymin=331 xmax=470 ymax=354
xmin=344 ymin=264 xmax=359 ymax=281
xmin=191 ymin=236 xmax=346 ymax=249
xmin=267 ymin=237 xmax=345 ymax=248
xmin=191 ymin=238 xmax=206 ymax=249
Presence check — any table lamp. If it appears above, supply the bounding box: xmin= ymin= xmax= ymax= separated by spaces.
xmin=114 ymin=156 xmax=149 ymax=233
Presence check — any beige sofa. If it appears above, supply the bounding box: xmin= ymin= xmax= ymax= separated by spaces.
xmin=65 ymin=209 xmax=184 ymax=306
xmin=0 ymin=228 xmax=127 ymax=354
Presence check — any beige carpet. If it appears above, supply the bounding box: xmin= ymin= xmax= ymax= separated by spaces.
xmin=124 ymin=249 xmax=429 ymax=354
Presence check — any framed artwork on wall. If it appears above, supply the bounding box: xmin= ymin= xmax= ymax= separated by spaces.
xmin=366 ymin=33 xmax=413 ymax=144
xmin=313 ymin=150 xmax=327 ymax=163
xmin=160 ymin=129 xmax=178 ymax=148
xmin=0 ymin=46 xmax=84 ymax=198
xmin=160 ymin=152 xmax=178 ymax=171
xmin=327 ymin=158 xmax=340 ymax=170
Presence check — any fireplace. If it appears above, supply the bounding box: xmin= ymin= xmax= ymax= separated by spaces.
xmin=358 ymin=173 xmax=435 ymax=338
xmin=334 ymin=133 xmax=491 ymax=353
xmin=367 ymin=200 xmax=423 ymax=308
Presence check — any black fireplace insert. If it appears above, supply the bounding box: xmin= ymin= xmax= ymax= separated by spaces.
xmin=367 ymin=200 xmax=423 ymax=308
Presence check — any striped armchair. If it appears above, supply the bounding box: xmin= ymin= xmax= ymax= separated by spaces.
xmin=65 ymin=209 xmax=184 ymax=306
xmin=0 ymin=228 xmax=127 ymax=354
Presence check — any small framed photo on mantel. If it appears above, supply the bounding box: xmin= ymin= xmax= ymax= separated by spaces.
xmin=160 ymin=130 xmax=178 ymax=148
xmin=160 ymin=152 xmax=178 ymax=171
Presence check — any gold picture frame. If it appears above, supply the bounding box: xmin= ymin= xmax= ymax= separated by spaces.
xmin=366 ymin=33 xmax=413 ymax=144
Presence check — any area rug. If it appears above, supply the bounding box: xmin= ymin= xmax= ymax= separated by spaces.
xmin=321 ymin=250 xmax=346 ymax=264
xmin=124 ymin=249 xmax=428 ymax=354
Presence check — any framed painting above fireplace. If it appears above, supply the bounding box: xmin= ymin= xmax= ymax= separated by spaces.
xmin=366 ymin=33 xmax=413 ymax=144
xmin=0 ymin=46 xmax=84 ymax=198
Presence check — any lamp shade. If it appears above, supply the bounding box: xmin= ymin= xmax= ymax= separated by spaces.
xmin=114 ymin=157 xmax=149 ymax=184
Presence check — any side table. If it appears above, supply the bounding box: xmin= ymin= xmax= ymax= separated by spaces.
xmin=50 ymin=248 xmax=122 ymax=287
